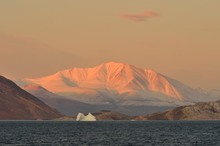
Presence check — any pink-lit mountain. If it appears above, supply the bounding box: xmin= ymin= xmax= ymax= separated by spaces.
xmin=17 ymin=62 xmax=219 ymax=115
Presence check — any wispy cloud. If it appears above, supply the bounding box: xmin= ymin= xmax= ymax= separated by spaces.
xmin=120 ymin=11 xmax=158 ymax=22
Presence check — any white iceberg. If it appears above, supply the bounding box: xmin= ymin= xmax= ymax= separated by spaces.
xmin=76 ymin=113 xmax=96 ymax=121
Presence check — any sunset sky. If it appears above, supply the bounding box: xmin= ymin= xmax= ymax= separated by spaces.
xmin=0 ymin=0 xmax=220 ymax=90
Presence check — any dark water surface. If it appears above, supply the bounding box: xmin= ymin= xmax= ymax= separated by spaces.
xmin=0 ymin=121 xmax=220 ymax=146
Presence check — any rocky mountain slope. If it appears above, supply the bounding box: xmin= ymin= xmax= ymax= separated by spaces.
xmin=137 ymin=100 xmax=220 ymax=120
xmin=0 ymin=75 xmax=62 ymax=120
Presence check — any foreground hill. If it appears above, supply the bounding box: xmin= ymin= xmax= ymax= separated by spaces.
xmin=0 ymin=75 xmax=62 ymax=120
xmin=92 ymin=110 xmax=134 ymax=120
xmin=137 ymin=100 xmax=220 ymax=120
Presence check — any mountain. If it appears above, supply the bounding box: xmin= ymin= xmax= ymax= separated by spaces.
xmin=23 ymin=84 xmax=120 ymax=116
xmin=0 ymin=75 xmax=62 ymax=120
xmin=24 ymin=85 xmax=169 ymax=116
xmin=16 ymin=62 xmax=219 ymax=115
xmin=137 ymin=100 xmax=220 ymax=120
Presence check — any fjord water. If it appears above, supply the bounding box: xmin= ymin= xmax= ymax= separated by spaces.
xmin=0 ymin=121 xmax=220 ymax=145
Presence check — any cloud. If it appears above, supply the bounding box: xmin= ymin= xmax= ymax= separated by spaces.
xmin=120 ymin=11 xmax=158 ymax=22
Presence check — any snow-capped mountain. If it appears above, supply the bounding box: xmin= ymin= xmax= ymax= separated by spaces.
xmin=18 ymin=62 xmax=218 ymax=108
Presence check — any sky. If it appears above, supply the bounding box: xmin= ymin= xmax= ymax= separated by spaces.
xmin=0 ymin=0 xmax=220 ymax=90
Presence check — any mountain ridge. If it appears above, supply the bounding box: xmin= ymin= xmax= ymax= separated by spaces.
xmin=136 ymin=100 xmax=220 ymax=120
xmin=24 ymin=62 xmax=185 ymax=99
xmin=0 ymin=75 xmax=62 ymax=120
xmin=15 ymin=62 xmax=219 ymax=115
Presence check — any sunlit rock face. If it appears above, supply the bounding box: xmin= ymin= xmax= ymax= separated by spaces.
xmin=76 ymin=113 xmax=96 ymax=121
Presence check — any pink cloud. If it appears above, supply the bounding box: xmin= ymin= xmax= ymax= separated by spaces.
xmin=120 ymin=11 xmax=158 ymax=22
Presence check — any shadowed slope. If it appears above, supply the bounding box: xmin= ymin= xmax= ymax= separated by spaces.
xmin=24 ymin=85 xmax=108 ymax=116
xmin=0 ymin=75 xmax=62 ymax=120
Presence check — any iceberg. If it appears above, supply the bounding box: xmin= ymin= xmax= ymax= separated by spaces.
xmin=76 ymin=113 xmax=96 ymax=121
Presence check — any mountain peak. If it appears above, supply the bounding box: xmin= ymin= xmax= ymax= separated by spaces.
xmin=24 ymin=62 xmax=187 ymax=100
